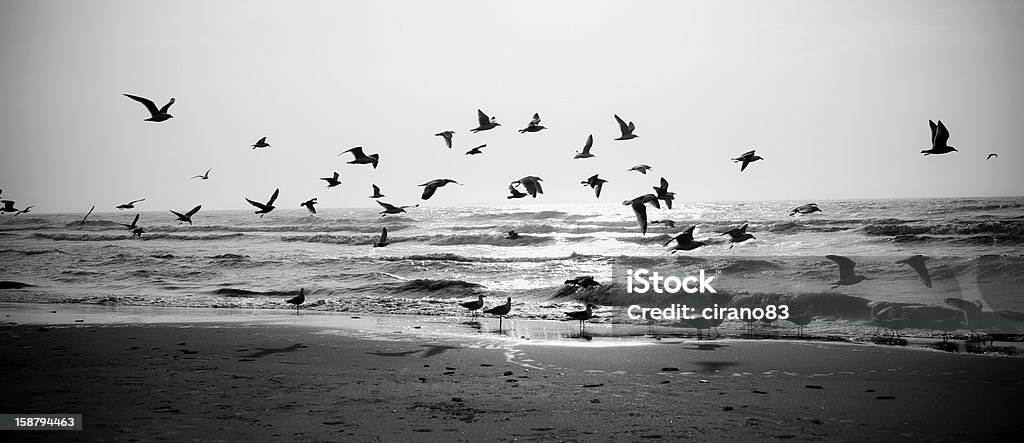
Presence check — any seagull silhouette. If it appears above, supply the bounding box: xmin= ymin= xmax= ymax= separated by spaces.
xmin=825 ymin=255 xmax=868 ymax=289
xmin=518 ymin=113 xmax=545 ymax=133
xmin=419 ymin=179 xmax=461 ymax=200
xmin=628 ymin=164 xmax=652 ymax=174
xmin=789 ymin=203 xmax=821 ymax=216
xmin=191 ymin=169 xmax=211 ymax=180
xmin=369 ymin=184 xmax=385 ymax=198
xmin=301 ymin=198 xmax=318 ymax=214
xmin=465 ymin=144 xmax=486 ymax=155
xmin=13 ymin=205 xmax=34 ymax=216
xmin=123 ymin=94 xmax=174 ymax=122
xmin=377 ymin=200 xmax=418 ymax=217
xmin=511 ymin=176 xmax=543 ymax=198
xmin=170 ymin=205 xmax=202 ymax=225
xmin=987 ymin=153 xmax=998 ymax=160
xmin=574 ymin=134 xmax=595 ymax=159
xmin=460 ymin=295 xmax=485 ymax=318
xmin=786 ymin=306 xmax=815 ymax=337
xmin=506 ymin=184 xmax=528 ymax=199
xmin=321 ymin=172 xmax=341 ymax=188
xmin=665 ymin=225 xmax=706 ymax=253
xmin=733 ymin=150 xmax=763 ymax=171
xmin=921 ymin=120 xmax=957 ymax=155
xmin=116 ymin=198 xmax=145 ymax=210
xmin=251 ymin=137 xmax=270 ymax=149
xmin=896 ymin=255 xmax=932 ymax=288
xmin=652 ymin=177 xmax=675 ymax=209
xmin=120 ymin=214 xmax=141 ymax=231
xmin=339 ymin=146 xmax=380 ymax=169
xmin=245 ymin=188 xmax=279 ymax=218
xmin=614 ymin=114 xmax=638 ymax=140
xmin=471 ymin=109 xmax=500 ymax=133
xmin=565 ymin=276 xmax=602 ymax=288
xmin=581 ymin=174 xmax=607 ymax=198
xmin=286 ymin=288 xmax=305 ymax=315
xmin=566 ymin=304 xmax=598 ymax=334
xmin=372 ymin=227 xmax=389 ymax=247
xmin=623 ymin=194 xmax=660 ymax=235
xmin=721 ymin=223 xmax=755 ymax=248
xmin=484 ymin=297 xmax=513 ymax=331
xmin=435 ymin=131 xmax=455 ymax=148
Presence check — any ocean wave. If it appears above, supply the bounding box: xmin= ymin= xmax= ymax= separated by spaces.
xmin=210 ymin=288 xmax=300 ymax=298
xmin=374 ymin=252 xmax=603 ymax=264
xmin=32 ymin=232 xmax=245 ymax=242
xmin=864 ymin=220 xmax=1024 ymax=237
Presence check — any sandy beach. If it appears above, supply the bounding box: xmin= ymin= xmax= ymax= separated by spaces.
xmin=1 ymin=303 xmax=1021 ymax=441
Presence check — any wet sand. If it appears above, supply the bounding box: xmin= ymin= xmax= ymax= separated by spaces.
xmin=1 ymin=303 xmax=1021 ymax=441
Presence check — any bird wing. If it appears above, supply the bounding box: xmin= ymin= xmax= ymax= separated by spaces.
xmin=377 ymin=200 xmax=398 ymax=211
xmin=124 ymin=94 xmax=159 ymax=116
xmin=594 ymin=181 xmax=603 ymax=198
xmin=897 ymin=256 xmax=932 ymax=288
xmin=372 ymin=184 xmax=381 ymax=195
xmin=130 ymin=198 xmax=145 ymax=205
xmin=267 ymin=188 xmax=279 ymax=206
xmin=530 ymin=113 xmax=541 ymax=126
xmin=159 ymin=97 xmax=175 ymax=113
xmin=246 ymin=198 xmax=268 ymax=211
xmin=740 ymin=158 xmax=751 ymax=171
xmin=628 ymin=121 xmax=635 ymax=132
xmin=648 ymin=195 xmax=661 ymax=209
xmin=935 ymin=120 xmax=950 ymax=147
xmin=739 ymin=223 xmax=749 ymax=233
xmin=825 ymin=255 xmax=856 ymax=280
xmin=344 ymin=146 xmax=365 ymax=158
xmin=582 ymin=134 xmax=593 ymax=153
xmin=256 ymin=137 xmax=266 ymax=144
xmin=130 ymin=214 xmax=139 ymax=227
xmin=614 ymin=114 xmax=629 ymax=135
xmin=657 ymin=177 xmax=669 ymax=192
xmin=631 ymin=200 xmax=648 ymax=235
xmin=186 ymin=205 xmax=202 ymax=217
xmin=681 ymin=225 xmax=696 ymax=242
xmin=421 ymin=184 xmax=437 ymax=200
xmin=379 ymin=227 xmax=388 ymax=243
xmin=170 ymin=210 xmax=186 ymax=220
xmin=477 ymin=109 xmax=489 ymax=126
xmin=441 ymin=132 xmax=453 ymax=148
xmin=929 ymin=120 xmax=938 ymax=145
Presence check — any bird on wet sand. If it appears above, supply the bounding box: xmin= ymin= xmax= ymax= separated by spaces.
xmin=339 ymin=146 xmax=380 ymax=169
xmin=170 ymin=205 xmax=202 ymax=225
xmin=733 ymin=150 xmax=763 ymax=171
xmin=786 ymin=306 xmax=815 ymax=337
xmin=435 ymin=131 xmax=454 ymax=149
xmin=826 ymin=255 xmax=868 ymax=289
xmin=566 ymin=304 xmax=598 ymax=335
xmin=614 ymin=114 xmax=638 ymax=140
xmin=369 ymin=184 xmax=385 ymax=198
xmin=518 ymin=113 xmax=545 ymax=133
xmin=466 ymin=144 xmax=486 ymax=155
xmin=460 ymin=295 xmax=485 ymax=318
xmin=921 ymin=120 xmax=957 ymax=155
xmin=321 ymin=172 xmax=341 ymax=188
xmin=931 ymin=310 xmax=967 ymax=342
xmin=665 ymin=226 xmax=706 ymax=253
xmin=484 ymin=297 xmax=513 ymax=331
xmin=721 ymin=223 xmax=755 ymax=248
xmin=628 ymin=164 xmax=652 ymax=175
xmin=419 ymin=179 xmax=461 ymax=200
xmin=506 ymin=184 xmax=528 ymax=199
xmin=286 ymin=288 xmax=305 ymax=315
xmin=574 ymin=134 xmax=595 ymax=159
xmin=245 ymin=188 xmax=279 ymax=218
xmin=471 ymin=109 xmax=500 ymax=133
xmin=117 ymin=199 xmax=145 ymax=210
xmin=581 ymin=174 xmax=607 ymax=198
xmin=377 ymin=200 xmax=418 ymax=217
xmin=789 ymin=203 xmax=821 ymax=216
xmin=652 ymin=177 xmax=674 ymax=209
xmin=123 ymin=93 xmax=174 ymax=122
xmin=624 ymin=194 xmax=660 ymax=235
xmin=372 ymin=227 xmax=389 ymax=247
xmin=191 ymin=169 xmax=211 ymax=180
xmin=251 ymin=137 xmax=270 ymax=149
xmin=511 ymin=176 xmax=543 ymax=198
xmin=301 ymin=198 xmax=318 ymax=214
xmin=896 ymin=255 xmax=932 ymax=288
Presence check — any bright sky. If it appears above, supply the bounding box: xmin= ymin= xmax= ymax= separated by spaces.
xmin=1 ymin=0 xmax=1021 ymax=213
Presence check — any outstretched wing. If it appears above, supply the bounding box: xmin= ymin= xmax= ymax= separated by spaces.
xmin=582 ymin=134 xmax=593 ymax=153
xmin=929 ymin=120 xmax=938 ymax=145
xmin=246 ymin=198 xmax=268 ymax=210
xmin=825 ymin=255 xmax=856 ymax=280
xmin=631 ymin=200 xmax=648 ymax=235
xmin=159 ymin=97 xmax=175 ymax=113
xmin=267 ymin=188 xmax=279 ymax=206
xmin=185 ymin=205 xmax=202 ymax=217
xmin=379 ymin=227 xmax=388 ymax=243
xmin=477 ymin=109 xmax=490 ymax=126
xmin=934 ymin=120 xmax=950 ymax=147
xmin=124 ymin=94 xmax=159 ymax=116
xmin=614 ymin=114 xmax=629 ymax=134
xmin=421 ymin=185 xmax=437 ymax=200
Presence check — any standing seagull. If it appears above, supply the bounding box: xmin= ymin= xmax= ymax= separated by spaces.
xmin=191 ymin=169 xmax=211 ymax=180
xmin=339 ymin=147 xmax=380 ymax=169
xmin=301 ymin=198 xmax=318 ymax=214
xmin=123 ymin=93 xmax=174 ymax=122
xmin=419 ymin=179 xmax=461 ymax=200
xmin=665 ymin=226 xmax=706 ymax=253
xmin=733 ymin=150 xmax=763 ymax=171
xmin=471 ymin=109 xmax=500 ymax=133
xmin=721 ymin=223 xmax=755 ymax=248
xmin=321 ymin=172 xmax=341 ymax=188
xmin=285 ymin=288 xmax=305 ymax=315
xmin=623 ymin=194 xmax=660 ymax=235
xmin=507 ymin=184 xmax=528 ymax=199
xmin=628 ymin=164 xmax=652 ymax=174
xmin=825 ymin=255 xmax=868 ymax=289
xmin=511 ymin=176 xmax=543 ymax=198
xmin=613 ymin=114 xmax=638 ymax=140
xmin=518 ymin=113 xmax=546 ymax=133
xmin=372 ymin=227 xmax=389 ymax=247
xmin=245 ymin=188 xmax=279 ymax=218
xmin=566 ymin=304 xmax=597 ymax=335
xmin=652 ymin=177 xmax=675 ymax=209
xmin=369 ymin=184 xmax=385 ymax=198
xmin=170 ymin=205 xmax=202 ymax=225
xmin=117 ymin=198 xmax=145 ymax=210
xmin=251 ymin=137 xmax=270 ymax=149
xmin=581 ymin=174 xmax=607 ymax=198
xmin=921 ymin=120 xmax=957 ymax=155
xmin=896 ymin=255 xmax=932 ymax=288
xmin=786 ymin=306 xmax=815 ymax=338
xmin=377 ymin=200 xmax=418 ymax=217
xmin=460 ymin=295 xmax=485 ymax=318
xmin=484 ymin=297 xmax=513 ymax=331
xmin=465 ymin=144 xmax=486 ymax=155
xmin=574 ymin=134 xmax=596 ymax=159
xmin=435 ymin=131 xmax=455 ymax=149
xmin=789 ymin=203 xmax=821 ymax=216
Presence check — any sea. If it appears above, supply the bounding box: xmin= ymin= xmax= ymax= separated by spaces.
xmin=2 ymin=197 xmax=1023 ymax=338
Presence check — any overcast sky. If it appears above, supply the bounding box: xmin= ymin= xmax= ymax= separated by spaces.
xmin=1 ymin=0 xmax=1021 ymax=213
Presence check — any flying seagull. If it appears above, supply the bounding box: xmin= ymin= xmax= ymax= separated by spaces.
xmin=170 ymin=205 xmax=202 ymax=225
xmin=581 ymin=174 xmax=607 ymax=199
xmin=518 ymin=113 xmax=545 ymax=133
xmin=251 ymin=137 xmax=270 ymax=149
xmin=506 ymin=184 xmax=528 ymax=199
xmin=419 ymin=179 xmax=461 ymax=200
xmin=574 ymin=134 xmax=595 ymax=159
xmin=665 ymin=226 xmax=706 ymax=253
xmin=377 ymin=200 xmax=418 ymax=217
xmin=81 ymin=205 xmax=95 ymax=225
xmin=613 ymin=114 xmax=638 ymax=140
xmin=652 ymin=177 xmax=675 ymax=209
xmin=628 ymin=164 xmax=652 ymax=174
xmin=987 ymin=153 xmax=998 ymax=160
xmin=435 ymin=131 xmax=455 ymax=149
xmin=369 ymin=184 xmax=385 ymax=198
xmin=372 ymin=227 xmax=389 ymax=247
xmin=721 ymin=223 xmax=755 ymax=248
xmin=285 ymin=288 xmax=305 ymax=315
xmin=321 ymin=172 xmax=341 ymax=188
xmin=623 ymin=194 xmax=660 ymax=235
xmin=245 ymin=188 xmax=279 ymax=218
xmin=191 ymin=169 xmax=211 ymax=180
xmin=120 ymin=214 xmax=141 ymax=231
xmin=117 ymin=199 xmax=145 ymax=210
xmin=896 ymin=255 xmax=932 ymax=288
xmin=733 ymin=150 xmax=763 ymax=172
xmin=921 ymin=120 xmax=957 ymax=155
xmin=339 ymin=146 xmax=380 ymax=169
xmin=825 ymin=255 xmax=868 ymax=289
xmin=511 ymin=176 xmax=543 ymax=198
xmin=471 ymin=109 xmax=500 ymax=133
xmin=789 ymin=203 xmax=821 ymax=216
xmin=13 ymin=205 xmax=34 ymax=216
xmin=465 ymin=144 xmax=486 ymax=155
xmin=123 ymin=93 xmax=174 ymax=122
xmin=301 ymin=198 xmax=318 ymax=214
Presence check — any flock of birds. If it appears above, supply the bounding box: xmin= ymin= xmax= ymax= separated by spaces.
xmin=0 ymin=94 xmax=1005 ymax=341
